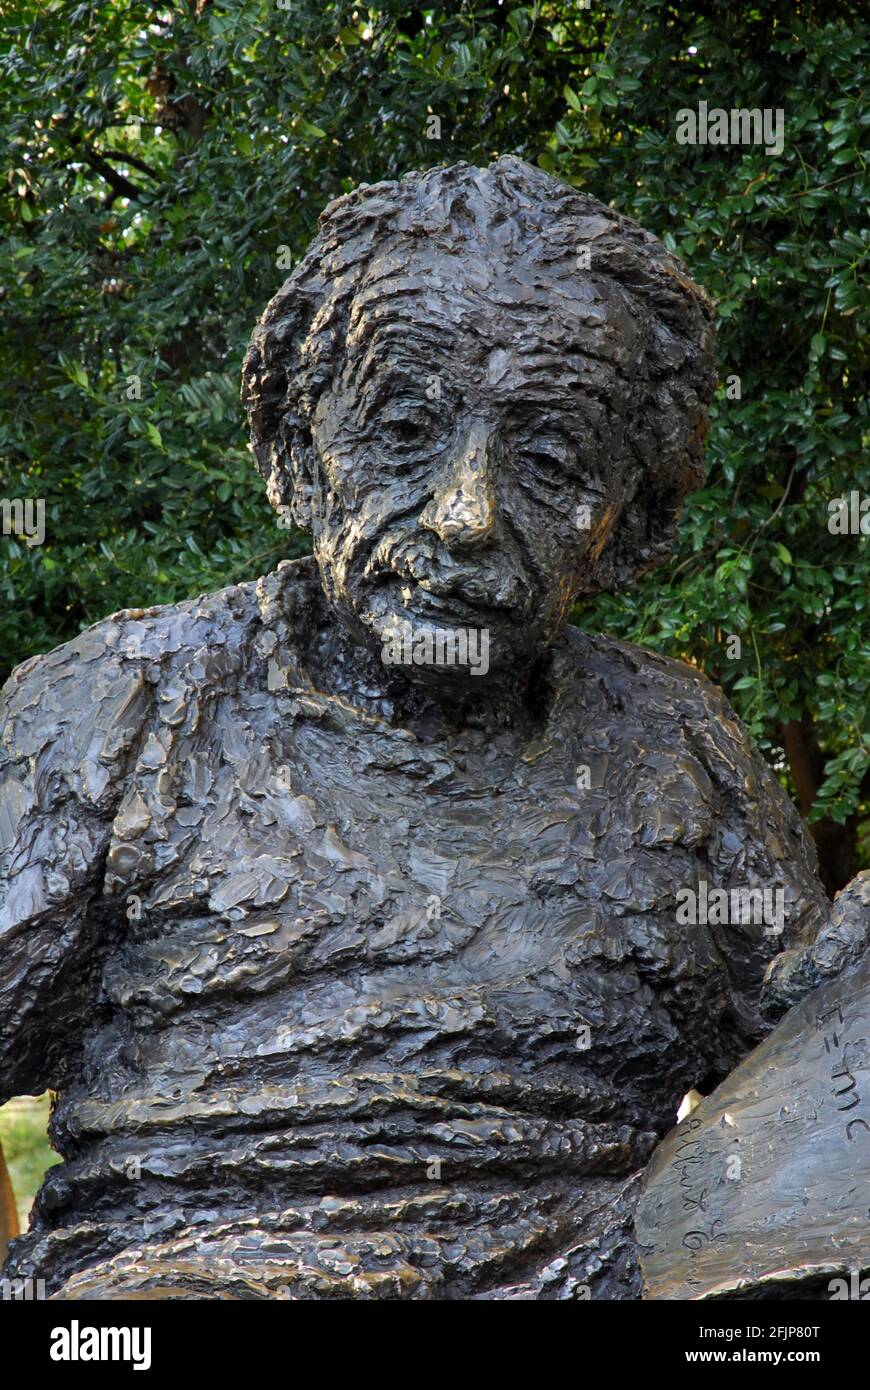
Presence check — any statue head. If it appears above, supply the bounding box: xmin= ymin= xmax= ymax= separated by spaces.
xmin=242 ymin=157 xmax=714 ymax=682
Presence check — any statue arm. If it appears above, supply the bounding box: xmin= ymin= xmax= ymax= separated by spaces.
xmin=683 ymin=666 xmax=864 ymax=1011
xmin=0 ymin=627 xmax=151 ymax=1102
xmin=762 ymin=869 xmax=870 ymax=1018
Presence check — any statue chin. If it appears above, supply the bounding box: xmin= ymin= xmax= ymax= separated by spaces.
xmin=365 ymin=601 xmax=536 ymax=688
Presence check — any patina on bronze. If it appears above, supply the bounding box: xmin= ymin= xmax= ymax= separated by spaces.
xmin=0 ymin=158 xmax=832 ymax=1299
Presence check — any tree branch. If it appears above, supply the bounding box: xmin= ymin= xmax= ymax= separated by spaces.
xmin=109 ymin=149 xmax=162 ymax=180
xmin=79 ymin=147 xmax=145 ymax=203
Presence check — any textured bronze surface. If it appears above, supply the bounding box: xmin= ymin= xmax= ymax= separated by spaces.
xmin=636 ymin=872 xmax=870 ymax=1301
xmin=0 ymin=159 xmax=837 ymax=1299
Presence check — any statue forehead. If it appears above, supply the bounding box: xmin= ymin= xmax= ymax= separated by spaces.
xmin=334 ymin=242 xmax=640 ymax=407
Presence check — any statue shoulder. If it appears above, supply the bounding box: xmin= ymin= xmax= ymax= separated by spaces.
xmin=563 ymin=625 xmax=743 ymax=719
xmin=562 ymin=625 xmax=828 ymax=939
xmin=0 ymin=575 xmax=270 ymax=1098
xmin=563 ymin=626 xmax=776 ymax=785
xmin=2 ymin=614 xmax=153 ymax=818
xmin=2 ymin=578 xmax=254 ymax=794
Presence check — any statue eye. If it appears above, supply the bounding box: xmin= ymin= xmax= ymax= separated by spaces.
xmin=524 ymin=447 xmax=564 ymax=476
xmin=383 ymin=417 xmax=422 ymax=448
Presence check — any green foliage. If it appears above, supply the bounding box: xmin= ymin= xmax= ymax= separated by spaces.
xmin=0 ymin=1095 xmax=58 ymax=1229
xmin=0 ymin=1 xmax=867 ymax=870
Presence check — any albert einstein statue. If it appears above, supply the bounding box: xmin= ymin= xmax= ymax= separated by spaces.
xmin=2 ymin=157 xmax=865 ymax=1301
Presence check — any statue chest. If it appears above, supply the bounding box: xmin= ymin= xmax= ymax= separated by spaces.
xmin=100 ymin=684 xmax=716 ymax=1016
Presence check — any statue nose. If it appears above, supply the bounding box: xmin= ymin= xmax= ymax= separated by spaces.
xmin=421 ymin=423 xmax=498 ymax=551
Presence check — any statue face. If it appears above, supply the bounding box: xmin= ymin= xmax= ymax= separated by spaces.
xmin=307 ymin=247 xmax=635 ymax=682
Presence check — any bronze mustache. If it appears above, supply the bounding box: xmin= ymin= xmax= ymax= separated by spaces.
xmin=364 ymin=538 xmax=532 ymax=612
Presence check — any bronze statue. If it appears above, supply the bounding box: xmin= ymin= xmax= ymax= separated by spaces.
xmin=0 ymin=158 xmax=851 ymax=1300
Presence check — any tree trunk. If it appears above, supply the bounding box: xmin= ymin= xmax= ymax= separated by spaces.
xmin=782 ymin=718 xmax=855 ymax=898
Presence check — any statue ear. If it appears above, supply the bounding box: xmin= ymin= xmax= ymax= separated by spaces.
xmin=258 ymin=416 xmax=316 ymax=535
xmin=287 ymin=430 xmax=315 ymax=531
xmin=587 ymin=371 xmax=709 ymax=593
xmin=242 ymin=281 xmax=320 ymax=534
xmin=592 ymin=472 xmax=689 ymax=593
